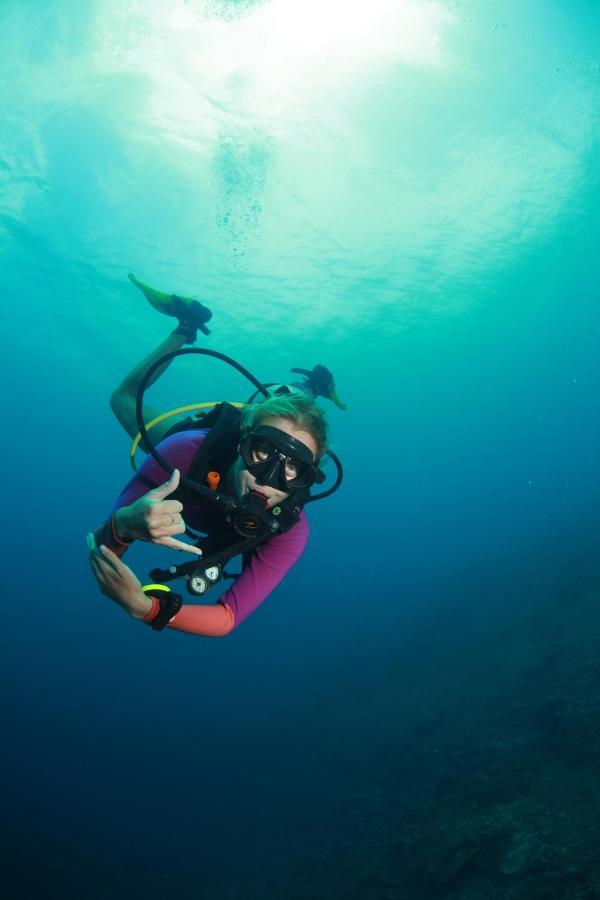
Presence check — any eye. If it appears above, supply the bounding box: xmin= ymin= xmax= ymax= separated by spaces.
xmin=284 ymin=458 xmax=299 ymax=480
xmin=252 ymin=442 xmax=272 ymax=462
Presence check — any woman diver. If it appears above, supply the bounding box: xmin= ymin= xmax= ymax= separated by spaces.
xmin=87 ymin=274 xmax=344 ymax=637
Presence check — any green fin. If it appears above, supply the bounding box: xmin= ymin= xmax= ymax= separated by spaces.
xmin=128 ymin=273 xmax=213 ymax=337
xmin=128 ymin=272 xmax=194 ymax=317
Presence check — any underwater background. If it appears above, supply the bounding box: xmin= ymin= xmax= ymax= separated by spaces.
xmin=2 ymin=0 xmax=600 ymax=897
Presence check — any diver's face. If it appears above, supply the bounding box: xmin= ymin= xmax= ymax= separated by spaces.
xmin=234 ymin=416 xmax=318 ymax=509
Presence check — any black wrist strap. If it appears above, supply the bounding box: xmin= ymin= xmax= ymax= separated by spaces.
xmin=145 ymin=590 xmax=183 ymax=631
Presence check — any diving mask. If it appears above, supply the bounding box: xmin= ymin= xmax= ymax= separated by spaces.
xmin=239 ymin=425 xmax=326 ymax=492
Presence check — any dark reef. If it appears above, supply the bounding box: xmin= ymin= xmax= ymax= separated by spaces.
xmin=268 ymin=530 xmax=600 ymax=899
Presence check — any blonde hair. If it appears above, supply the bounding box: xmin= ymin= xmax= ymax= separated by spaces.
xmin=241 ymin=392 xmax=329 ymax=457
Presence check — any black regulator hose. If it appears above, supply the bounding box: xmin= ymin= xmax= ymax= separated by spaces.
xmin=135 ymin=347 xmax=270 ymax=507
xmin=305 ymin=448 xmax=344 ymax=503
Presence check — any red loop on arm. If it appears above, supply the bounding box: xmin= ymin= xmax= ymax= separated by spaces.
xmin=111 ymin=513 xmax=132 ymax=548
xmin=142 ymin=597 xmax=160 ymax=623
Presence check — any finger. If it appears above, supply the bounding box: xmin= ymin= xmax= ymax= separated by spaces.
xmin=160 ymin=499 xmax=184 ymax=515
xmin=87 ymin=536 xmax=104 ymax=568
xmin=90 ymin=550 xmax=113 ymax=577
xmin=89 ymin=556 xmax=106 ymax=583
xmin=161 ymin=512 xmax=185 ymax=531
xmin=148 ymin=468 xmax=180 ymax=503
xmin=155 ymin=536 xmax=203 ymax=556
xmin=145 ymin=518 xmax=185 ymax=541
xmin=99 ymin=544 xmax=128 ymax=574
xmin=99 ymin=546 xmax=140 ymax=586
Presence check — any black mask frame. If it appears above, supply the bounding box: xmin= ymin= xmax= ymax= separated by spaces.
xmin=239 ymin=425 xmax=326 ymax=492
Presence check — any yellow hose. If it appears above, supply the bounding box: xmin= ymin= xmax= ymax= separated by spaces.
xmin=129 ymin=401 xmax=246 ymax=470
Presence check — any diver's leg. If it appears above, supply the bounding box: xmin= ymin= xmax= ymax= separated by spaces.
xmin=112 ymin=273 xmax=215 ymax=441
xmin=110 ymin=332 xmax=187 ymax=440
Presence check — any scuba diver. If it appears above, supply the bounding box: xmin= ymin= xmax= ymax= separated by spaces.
xmin=87 ymin=273 xmax=344 ymax=637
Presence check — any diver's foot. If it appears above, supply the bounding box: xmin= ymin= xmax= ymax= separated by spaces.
xmin=128 ymin=273 xmax=212 ymax=343
xmin=290 ymin=364 xmax=346 ymax=409
xmin=170 ymin=296 xmax=213 ymax=343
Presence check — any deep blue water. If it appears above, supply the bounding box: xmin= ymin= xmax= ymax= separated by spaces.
xmin=2 ymin=1 xmax=600 ymax=897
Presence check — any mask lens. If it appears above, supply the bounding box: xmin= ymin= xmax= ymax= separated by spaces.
xmin=250 ymin=437 xmax=277 ymax=463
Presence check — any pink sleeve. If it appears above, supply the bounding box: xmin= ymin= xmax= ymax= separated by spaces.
xmin=111 ymin=431 xmax=205 ymax=511
xmin=167 ymin=512 xmax=310 ymax=635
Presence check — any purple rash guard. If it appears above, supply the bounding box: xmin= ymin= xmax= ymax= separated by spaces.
xmin=110 ymin=430 xmax=309 ymax=635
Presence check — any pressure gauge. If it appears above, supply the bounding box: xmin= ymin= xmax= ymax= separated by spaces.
xmin=188 ymin=573 xmax=208 ymax=595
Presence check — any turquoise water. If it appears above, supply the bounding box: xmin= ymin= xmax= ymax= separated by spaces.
xmin=2 ymin=1 xmax=600 ymax=897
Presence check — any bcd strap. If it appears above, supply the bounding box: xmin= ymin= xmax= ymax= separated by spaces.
xmin=186 ymin=402 xmax=243 ymax=486
xmin=163 ymin=402 xmax=242 ymax=490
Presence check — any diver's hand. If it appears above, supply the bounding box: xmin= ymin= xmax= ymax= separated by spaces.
xmin=113 ymin=469 xmax=202 ymax=556
xmin=87 ymin=534 xmax=151 ymax=619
